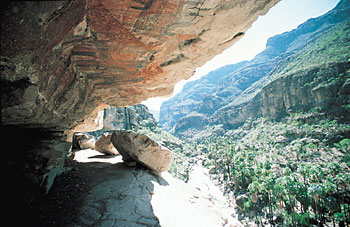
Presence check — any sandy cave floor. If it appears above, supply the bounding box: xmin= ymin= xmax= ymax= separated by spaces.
xmin=21 ymin=149 xmax=241 ymax=227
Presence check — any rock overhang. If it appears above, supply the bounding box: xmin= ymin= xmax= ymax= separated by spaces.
xmin=1 ymin=0 xmax=280 ymax=134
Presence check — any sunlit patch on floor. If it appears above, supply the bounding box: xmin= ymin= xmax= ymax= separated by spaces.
xmin=73 ymin=149 xmax=123 ymax=164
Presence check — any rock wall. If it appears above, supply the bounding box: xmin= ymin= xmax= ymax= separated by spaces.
xmin=1 ymin=0 xmax=279 ymax=134
xmin=167 ymin=0 xmax=350 ymax=137
xmin=159 ymin=59 xmax=275 ymax=130
xmin=212 ymin=62 xmax=350 ymax=126
xmin=3 ymin=126 xmax=71 ymax=195
xmin=103 ymin=104 xmax=158 ymax=131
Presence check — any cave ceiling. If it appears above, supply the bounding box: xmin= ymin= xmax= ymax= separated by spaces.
xmin=0 ymin=0 xmax=279 ymax=134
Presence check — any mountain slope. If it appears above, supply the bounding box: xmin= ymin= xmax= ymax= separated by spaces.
xmin=159 ymin=62 xmax=248 ymax=129
xmin=160 ymin=0 xmax=350 ymax=138
xmin=212 ymin=19 xmax=350 ymax=128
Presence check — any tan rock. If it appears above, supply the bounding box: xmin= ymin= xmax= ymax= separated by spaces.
xmin=111 ymin=130 xmax=173 ymax=173
xmin=95 ymin=134 xmax=119 ymax=155
xmin=74 ymin=134 xmax=96 ymax=150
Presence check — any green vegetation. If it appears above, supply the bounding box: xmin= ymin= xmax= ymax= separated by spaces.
xmin=159 ymin=3 xmax=350 ymax=226
xmin=198 ymin=112 xmax=350 ymax=226
xmin=276 ymin=21 xmax=350 ymax=77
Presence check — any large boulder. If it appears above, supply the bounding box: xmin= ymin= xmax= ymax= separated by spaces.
xmin=73 ymin=134 xmax=96 ymax=150
xmin=95 ymin=134 xmax=119 ymax=155
xmin=111 ymin=130 xmax=173 ymax=173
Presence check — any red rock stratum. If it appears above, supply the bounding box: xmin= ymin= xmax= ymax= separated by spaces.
xmin=1 ymin=0 xmax=279 ymax=134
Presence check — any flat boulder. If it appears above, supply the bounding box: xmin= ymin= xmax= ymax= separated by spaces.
xmin=95 ymin=134 xmax=119 ymax=155
xmin=111 ymin=130 xmax=173 ymax=173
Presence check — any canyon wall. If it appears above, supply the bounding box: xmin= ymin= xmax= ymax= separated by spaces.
xmin=101 ymin=104 xmax=158 ymax=133
xmin=212 ymin=62 xmax=350 ymax=127
xmin=162 ymin=0 xmax=350 ymax=138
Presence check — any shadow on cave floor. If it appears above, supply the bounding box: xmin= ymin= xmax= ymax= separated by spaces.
xmin=2 ymin=128 xmax=238 ymax=227
xmin=9 ymin=149 xmax=168 ymax=227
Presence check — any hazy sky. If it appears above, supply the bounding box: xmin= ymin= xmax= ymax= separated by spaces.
xmin=142 ymin=0 xmax=340 ymax=111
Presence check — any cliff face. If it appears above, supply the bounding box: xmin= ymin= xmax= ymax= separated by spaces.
xmin=212 ymin=12 xmax=350 ymax=128
xmin=159 ymin=59 xmax=277 ymax=130
xmin=213 ymin=62 xmax=350 ymax=127
xmin=162 ymin=0 xmax=350 ymax=137
xmin=102 ymin=104 xmax=158 ymax=131
xmin=1 ymin=0 xmax=279 ymax=134
xmin=160 ymin=61 xmax=249 ymax=129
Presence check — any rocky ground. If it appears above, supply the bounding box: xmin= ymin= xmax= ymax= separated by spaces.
xmin=23 ymin=148 xmax=242 ymax=227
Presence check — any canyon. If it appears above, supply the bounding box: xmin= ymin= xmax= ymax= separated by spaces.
xmin=160 ymin=0 xmax=350 ymax=139
xmin=156 ymin=1 xmax=350 ymax=225
xmin=1 ymin=0 xmax=280 ymax=226
xmin=2 ymin=0 xmax=349 ymax=226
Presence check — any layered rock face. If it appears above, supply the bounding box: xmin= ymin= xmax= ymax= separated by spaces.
xmin=213 ymin=62 xmax=350 ymax=126
xmin=161 ymin=0 xmax=350 ymax=137
xmin=159 ymin=56 xmax=273 ymax=130
xmin=1 ymin=0 xmax=279 ymax=133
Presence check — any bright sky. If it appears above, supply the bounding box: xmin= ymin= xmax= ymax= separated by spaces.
xmin=142 ymin=0 xmax=340 ymax=111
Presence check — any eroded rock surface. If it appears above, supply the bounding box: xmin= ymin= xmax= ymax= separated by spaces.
xmin=73 ymin=133 xmax=96 ymax=150
xmin=74 ymin=164 xmax=161 ymax=227
xmin=213 ymin=62 xmax=350 ymax=126
xmin=95 ymin=133 xmax=119 ymax=155
xmin=1 ymin=0 xmax=279 ymax=133
xmin=111 ymin=130 xmax=173 ymax=173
